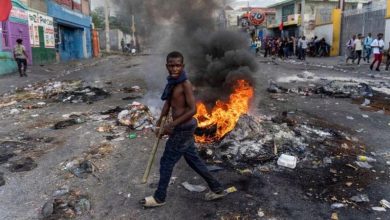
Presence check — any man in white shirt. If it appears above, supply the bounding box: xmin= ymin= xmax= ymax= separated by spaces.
xmin=354 ymin=34 xmax=363 ymax=65
xmin=370 ymin=33 xmax=385 ymax=71
xmin=346 ymin=35 xmax=356 ymax=64
xmin=298 ymin=36 xmax=308 ymax=60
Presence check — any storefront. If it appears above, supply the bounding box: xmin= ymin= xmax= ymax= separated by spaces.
xmin=28 ymin=10 xmax=56 ymax=65
xmin=47 ymin=0 xmax=92 ymax=61
xmin=0 ymin=0 xmax=31 ymax=75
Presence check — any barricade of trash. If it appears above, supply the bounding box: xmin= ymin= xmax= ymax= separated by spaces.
xmin=117 ymin=102 xmax=154 ymax=130
xmin=42 ymin=188 xmax=91 ymax=219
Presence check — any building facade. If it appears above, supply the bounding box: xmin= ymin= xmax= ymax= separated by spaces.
xmin=47 ymin=0 xmax=92 ymax=61
xmin=266 ymin=0 xmax=368 ymax=39
xmin=0 ymin=0 xmax=31 ymax=75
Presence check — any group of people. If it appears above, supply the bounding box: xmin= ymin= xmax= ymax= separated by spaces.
xmin=346 ymin=33 xmax=390 ymax=71
xmin=261 ymin=36 xmax=330 ymax=60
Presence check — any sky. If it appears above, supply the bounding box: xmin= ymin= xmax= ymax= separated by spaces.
xmin=90 ymin=0 xmax=282 ymax=10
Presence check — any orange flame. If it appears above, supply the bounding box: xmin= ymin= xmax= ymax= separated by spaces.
xmin=194 ymin=80 xmax=254 ymax=143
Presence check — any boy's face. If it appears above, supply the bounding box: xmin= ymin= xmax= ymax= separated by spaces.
xmin=166 ymin=57 xmax=184 ymax=79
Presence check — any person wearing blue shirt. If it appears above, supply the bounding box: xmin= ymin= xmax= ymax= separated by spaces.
xmin=363 ymin=33 xmax=373 ymax=63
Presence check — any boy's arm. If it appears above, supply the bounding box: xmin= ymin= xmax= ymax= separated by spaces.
xmin=169 ymin=81 xmax=196 ymax=128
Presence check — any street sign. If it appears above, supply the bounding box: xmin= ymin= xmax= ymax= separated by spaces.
xmin=249 ymin=9 xmax=265 ymax=26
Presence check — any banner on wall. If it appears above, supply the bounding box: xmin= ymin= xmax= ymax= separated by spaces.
xmin=27 ymin=11 xmax=55 ymax=48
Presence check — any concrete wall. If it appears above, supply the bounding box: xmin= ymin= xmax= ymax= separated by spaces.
xmin=98 ymin=29 xmax=126 ymax=51
xmin=81 ymin=0 xmax=90 ymax=16
xmin=314 ymin=23 xmax=333 ymax=45
xmin=28 ymin=0 xmax=47 ymax=12
xmin=341 ymin=8 xmax=386 ymax=55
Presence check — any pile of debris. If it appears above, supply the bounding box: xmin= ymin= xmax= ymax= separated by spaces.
xmin=117 ymin=102 xmax=154 ymax=130
xmin=0 ymin=80 xmax=110 ymax=105
xmin=42 ymin=187 xmax=91 ymax=219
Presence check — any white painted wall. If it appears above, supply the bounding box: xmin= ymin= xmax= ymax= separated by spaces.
xmin=385 ymin=19 xmax=390 ymax=50
xmin=314 ymin=23 xmax=333 ymax=46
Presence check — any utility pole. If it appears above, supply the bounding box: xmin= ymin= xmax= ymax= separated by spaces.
xmin=131 ymin=15 xmax=136 ymax=48
xmin=104 ymin=0 xmax=110 ymax=52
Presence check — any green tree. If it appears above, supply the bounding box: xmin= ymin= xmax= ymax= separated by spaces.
xmin=91 ymin=7 xmax=104 ymax=29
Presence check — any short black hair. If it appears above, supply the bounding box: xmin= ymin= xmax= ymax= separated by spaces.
xmin=16 ymin=39 xmax=23 ymax=44
xmin=166 ymin=51 xmax=184 ymax=63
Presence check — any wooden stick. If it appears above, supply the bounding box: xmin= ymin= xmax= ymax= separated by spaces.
xmin=141 ymin=116 xmax=167 ymax=184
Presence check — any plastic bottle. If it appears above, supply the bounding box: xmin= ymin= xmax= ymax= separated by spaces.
xmin=357 ymin=155 xmax=376 ymax=162
xmin=128 ymin=133 xmax=137 ymax=139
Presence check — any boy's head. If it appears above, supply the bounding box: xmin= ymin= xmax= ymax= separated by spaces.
xmin=377 ymin=33 xmax=383 ymax=39
xmin=166 ymin=51 xmax=185 ymax=79
xmin=16 ymin=39 xmax=23 ymax=44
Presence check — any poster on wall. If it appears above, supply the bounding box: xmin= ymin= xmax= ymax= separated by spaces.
xmin=27 ymin=11 xmax=55 ymax=48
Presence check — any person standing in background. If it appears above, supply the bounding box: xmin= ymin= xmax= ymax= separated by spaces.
xmin=370 ymin=33 xmax=385 ymax=71
xmin=13 ymin=39 xmax=28 ymax=77
xmin=363 ymin=33 xmax=373 ymax=63
xmin=354 ymin=34 xmax=363 ymax=65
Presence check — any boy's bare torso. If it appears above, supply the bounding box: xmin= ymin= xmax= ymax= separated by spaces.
xmin=170 ymin=80 xmax=192 ymax=123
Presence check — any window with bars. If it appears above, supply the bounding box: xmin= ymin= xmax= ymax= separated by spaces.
xmin=1 ymin=22 xmax=10 ymax=49
xmin=282 ymin=4 xmax=295 ymax=22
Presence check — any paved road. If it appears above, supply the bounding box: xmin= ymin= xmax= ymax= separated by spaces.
xmin=0 ymin=54 xmax=389 ymax=220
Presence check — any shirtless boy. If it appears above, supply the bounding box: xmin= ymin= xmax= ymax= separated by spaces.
xmin=141 ymin=51 xmax=224 ymax=207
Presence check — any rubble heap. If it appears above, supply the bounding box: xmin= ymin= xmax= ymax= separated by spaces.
xmin=117 ymin=102 xmax=155 ymax=130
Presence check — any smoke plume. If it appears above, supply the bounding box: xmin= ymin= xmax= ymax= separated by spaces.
xmin=115 ymin=0 xmax=258 ymax=103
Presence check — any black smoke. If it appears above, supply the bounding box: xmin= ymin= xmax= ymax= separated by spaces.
xmin=115 ymin=0 xmax=258 ymax=103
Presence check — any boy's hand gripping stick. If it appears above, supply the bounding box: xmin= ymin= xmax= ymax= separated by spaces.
xmin=142 ymin=116 xmax=167 ymax=184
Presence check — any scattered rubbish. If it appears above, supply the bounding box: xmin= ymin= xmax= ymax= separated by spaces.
xmin=117 ymin=102 xmax=154 ymax=130
xmin=277 ymin=154 xmax=297 ymax=169
xmin=75 ymin=198 xmax=91 ymax=215
xmin=331 ymin=212 xmax=338 ymax=220
xmin=0 ymin=172 xmax=4 ymax=186
xmin=357 ymin=155 xmax=376 ymax=162
xmin=380 ymin=199 xmax=390 ymax=209
xmin=52 ymin=186 xmax=70 ymax=197
xmin=362 ymin=114 xmax=369 ymax=118
xmin=71 ymin=160 xmax=94 ymax=178
xmin=355 ymin=128 xmax=364 ymax=133
xmin=54 ymin=115 xmax=86 ymax=129
xmin=267 ymin=81 xmax=288 ymax=93
xmin=10 ymin=109 xmax=20 ymax=115
xmin=323 ymin=157 xmax=332 ymax=164
xmin=355 ymin=161 xmax=373 ymax=169
xmin=345 ymin=182 xmax=353 ymax=187
xmin=42 ymin=188 xmax=90 ymax=219
xmin=122 ymin=93 xmax=143 ymax=100
xmin=181 ymin=181 xmax=207 ymax=192
xmin=56 ymin=86 xmax=110 ymax=104
xmin=169 ymin=177 xmax=178 ymax=185
xmin=350 ymin=194 xmax=370 ymax=203
xmin=0 ymin=100 xmax=17 ymax=108
xmin=206 ymin=165 xmax=224 ymax=172
xmin=8 ymin=157 xmax=37 ymax=172
xmin=387 ymin=161 xmax=390 ymax=166
xmin=331 ymin=203 xmax=346 ymax=209
xmin=42 ymin=201 xmax=54 ymax=218
xmin=238 ymin=168 xmax=252 ymax=175
xmin=317 ymin=81 xmax=373 ymax=98
xmin=128 ymin=133 xmax=137 ymax=139
xmin=257 ymin=208 xmax=265 ymax=217
xmin=346 ymin=116 xmax=354 ymax=120
xmin=361 ymin=99 xmax=370 ymax=106
xmin=372 ymin=207 xmax=386 ymax=212
xmin=97 ymin=124 xmax=115 ymax=133
xmin=225 ymin=186 xmax=237 ymax=194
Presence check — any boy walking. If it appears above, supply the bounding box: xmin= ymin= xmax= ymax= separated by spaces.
xmin=370 ymin=33 xmax=385 ymax=71
xmin=141 ymin=51 xmax=224 ymax=208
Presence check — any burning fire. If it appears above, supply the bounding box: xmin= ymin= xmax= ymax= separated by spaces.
xmin=194 ymin=80 xmax=254 ymax=143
